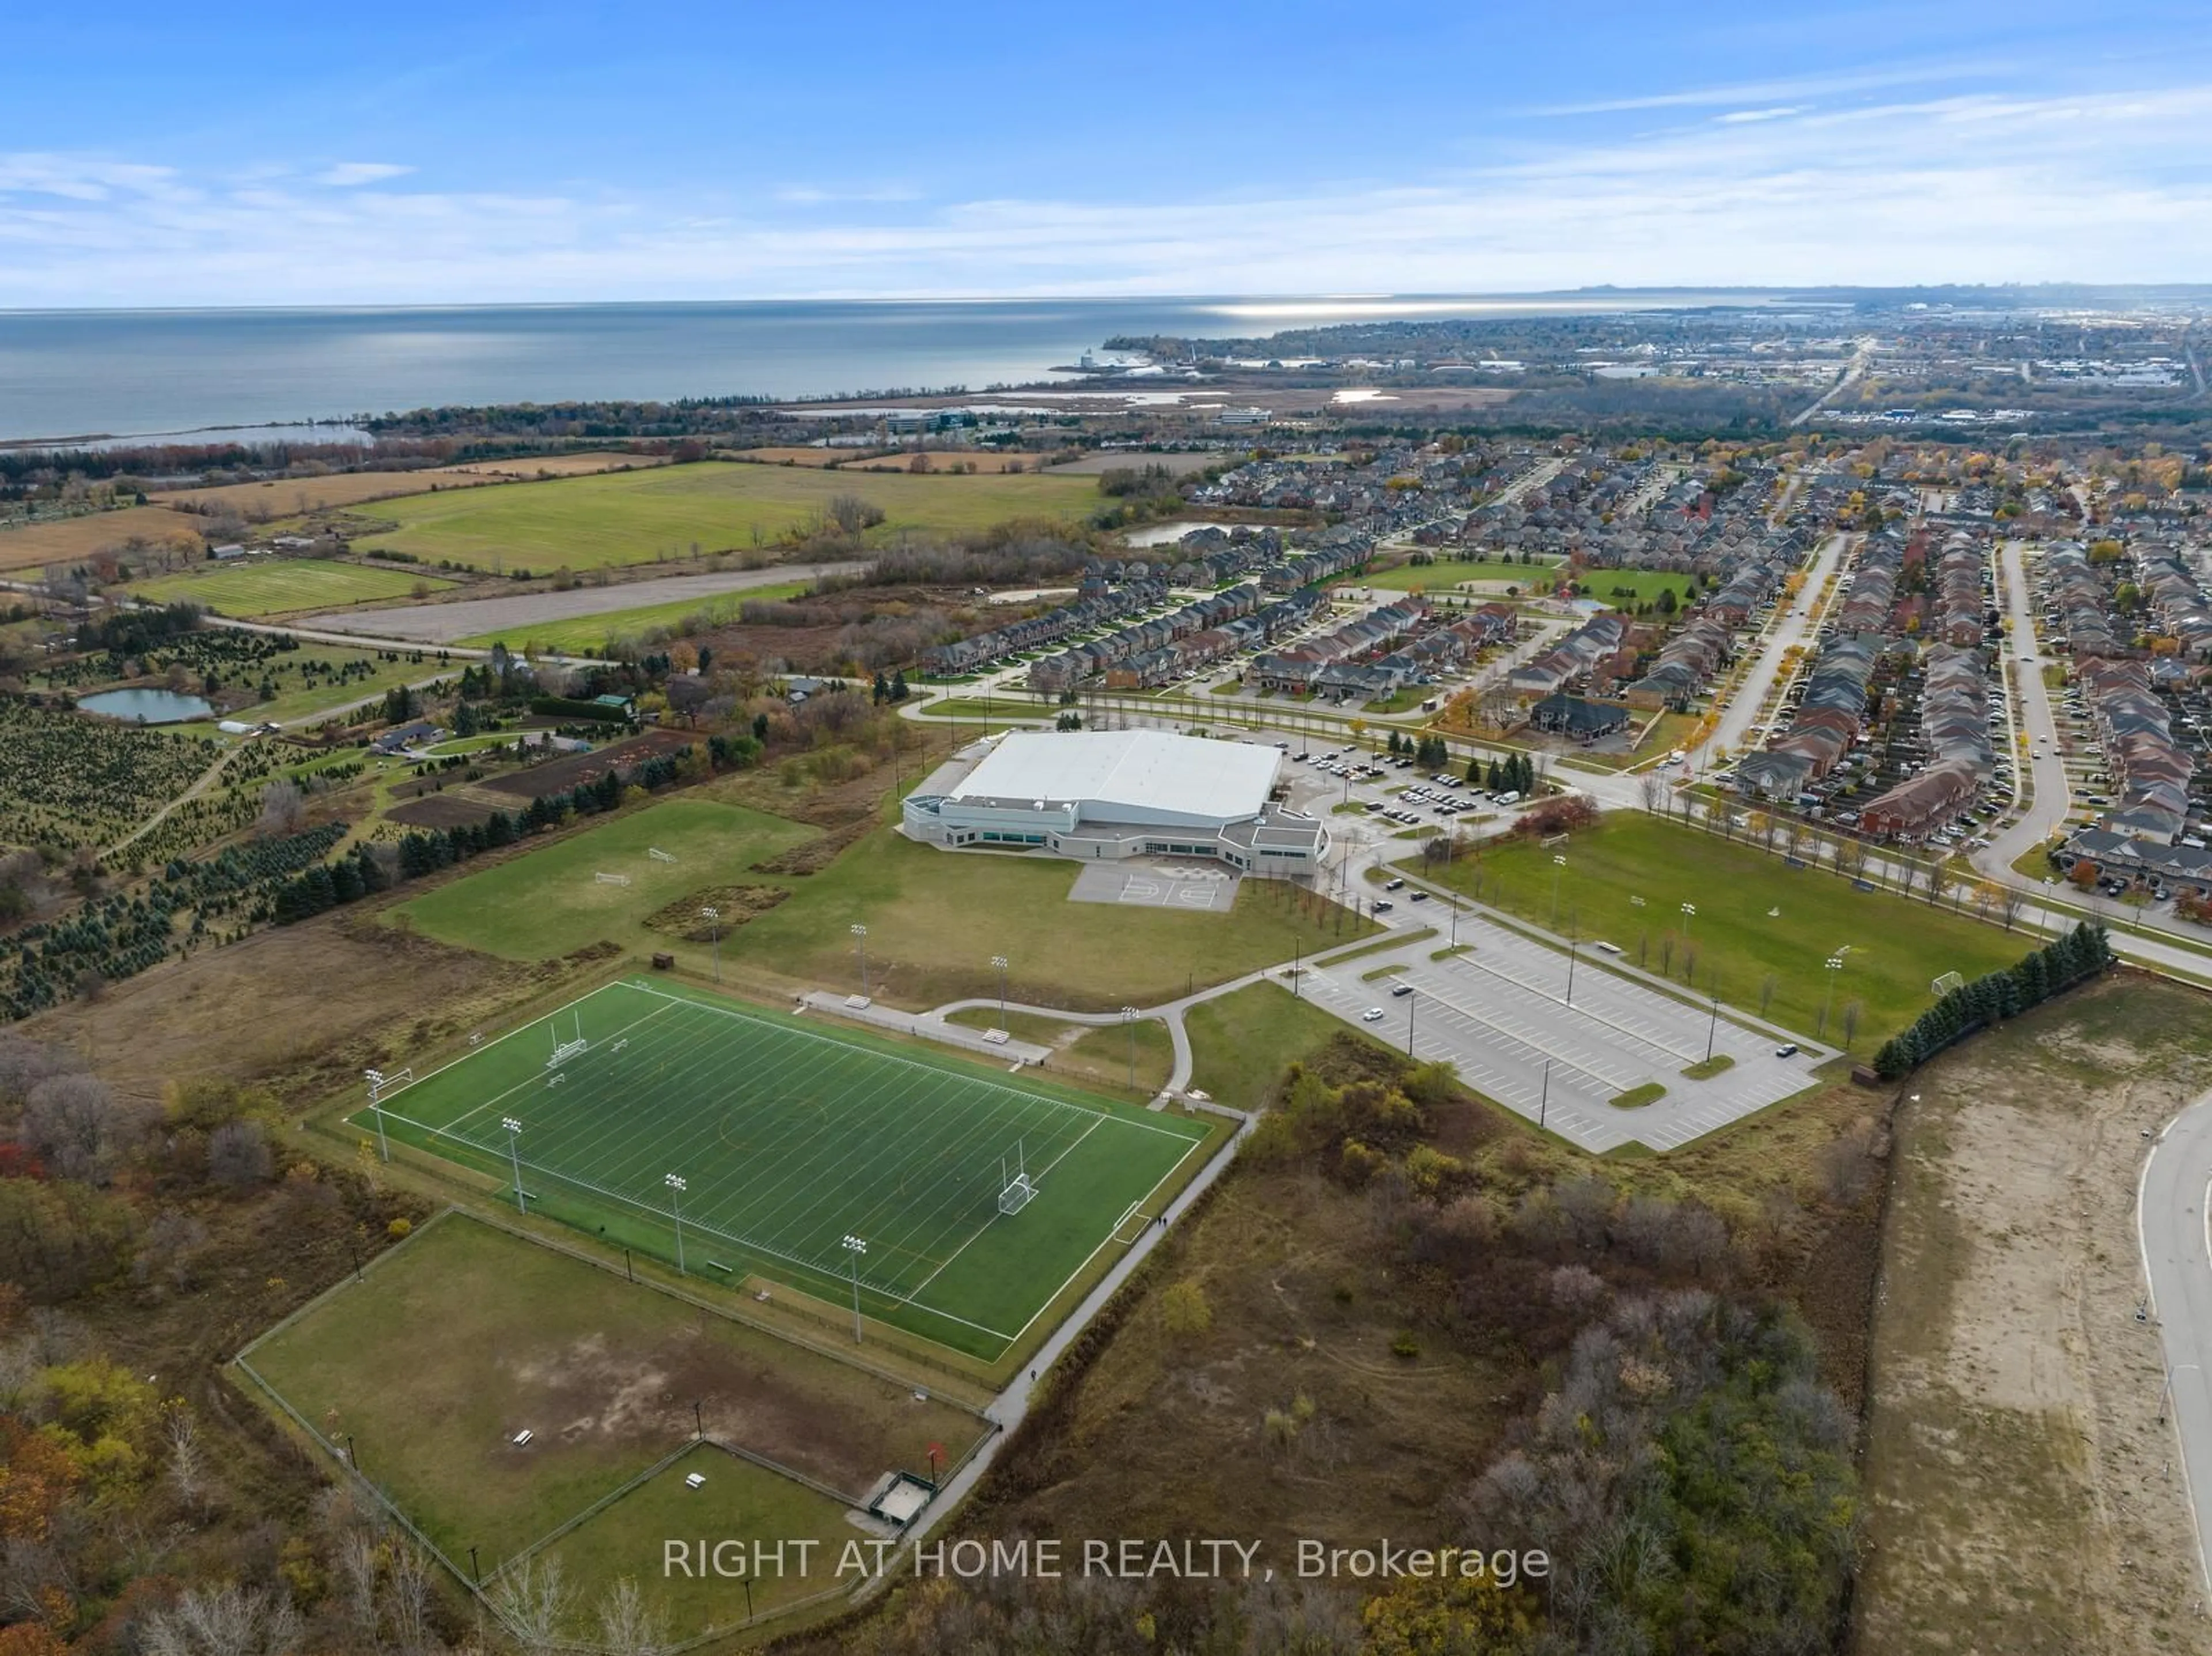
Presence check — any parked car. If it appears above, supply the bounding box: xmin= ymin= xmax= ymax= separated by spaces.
xmin=1361 ymin=1007 xmax=1387 ymax=1022
xmin=1774 ymin=1043 xmax=1800 ymax=1058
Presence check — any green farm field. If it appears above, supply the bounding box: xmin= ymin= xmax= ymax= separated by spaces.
xmin=392 ymin=797 xmax=817 ymax=960
xmin=348 ymin=461 xmax=1101 ymax=573
xmin=130 ymin=558 xmax=455 ymax=617
xmin=355 ymin=979 xmax=1209 ymax=1358
xmin=452 ymin=579 xmax=814 ymax=655
xmin=1418 ymin=816 xmax=2026 ymax=1051
xmin=242 ymin=1214 xmax=986 ymax=1586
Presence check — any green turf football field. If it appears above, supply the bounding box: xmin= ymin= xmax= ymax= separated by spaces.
xmin=358 ymin=978 xmax=1206 ymax=1358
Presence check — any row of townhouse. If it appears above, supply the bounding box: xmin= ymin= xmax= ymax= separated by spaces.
xmin=1028 ymin=582 xmax=1264 ymax=694
xmin=1734 ymin=634 xmax=1881 ymax=801
xmin=2057 ymin=827 xmax=2212 ymax=898
xmin=1929 ymin=532 xmax=1990 ymax=649
xmin=1622 ymin=614 xmax=1734 ymax=710
xmin=2043 ymin=543 xmax=2121 ymax=657
xmin=2134 ymin=544 xmax=2212 ymax=661
xmin=1251 ymin=598 xmax=1429 ymax=692
xmin=1157 ymin=525 xmax=1286 ymax=588
xmin=1831 ymin=536 xmax=1903 ymax=633
xmin=2075 ymin=657 xmax=2193 ymax=843
xmin=1262 ymin=532 xmax=1372 ymax=593
xmin=922 ymin=578 xmax=1164 ymax=676
xmin=1305 ymin=605 xmax=1518 ymax=702
xmin=1507 ymin=611 xmax=1630 ymax=699
xmin=1856 ymin=644 xmax=1995 ymax=840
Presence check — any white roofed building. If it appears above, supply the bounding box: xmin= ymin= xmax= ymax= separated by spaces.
xmin=900 ymin=729 xmax=1325 ymax=875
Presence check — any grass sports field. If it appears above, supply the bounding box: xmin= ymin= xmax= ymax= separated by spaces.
xmin=130 ymin=558 xmax=454 ymax=616
xmin=359 ymin=979 xmax=1210 ymax=1359
xmin=392 ymin=798 xmax=816 ymax=960
xmin=451 ymin=579 xmax=813 ymax=654
xmin=347 ymin=461 xmax=1100 ymax=573
xmin=1355 ymin=555 xmax=1558 ymax=592
xmin=1416 ymin=815 xmax=2025 ymax=1052
xmin=243 ymin=1214 xmax=986 ymax=1632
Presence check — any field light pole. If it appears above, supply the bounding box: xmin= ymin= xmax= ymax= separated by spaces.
xmin=991 ymin=955 xmax=1009 ymax=1024
xmin=363 ymin=1069 xmax=390 ymax=1162
xmin=1819 ymin=955 xmax=1844 ymax=1038
xmin=1551 ymin=854 xmax=1567 ymax=927
xmin=501 ymin=1117 xmax=525 ymax=1214
xmin=700 ymin=907 xmax=721 ymax=984
xmin=1122 ymin=1006 xmax=1140 ymax=1089
xmin=665 ymin=1173 xmax=687 ymax=1276
xmin=1680 ymin=900 xmax=1697 ymax=941
xmin=851 ymin=923 xmax=869 ymax=998
xmin=841 ymin=1234 xmax=868 ymax=1343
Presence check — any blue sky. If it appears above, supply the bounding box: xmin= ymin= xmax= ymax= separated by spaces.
xmin=5 ymin=0 xmax=2211 ymax=305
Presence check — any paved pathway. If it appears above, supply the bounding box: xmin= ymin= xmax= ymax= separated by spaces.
xmin=2141 ymin=1087 xmax=2212 ymax=1597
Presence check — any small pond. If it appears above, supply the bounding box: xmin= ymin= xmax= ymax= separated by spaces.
xmin=78 ymin=688 xmax=214 ymax=724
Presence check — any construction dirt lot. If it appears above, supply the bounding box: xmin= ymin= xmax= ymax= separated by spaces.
xmin=1853 ymin=972 xmax=2212 ymax=1655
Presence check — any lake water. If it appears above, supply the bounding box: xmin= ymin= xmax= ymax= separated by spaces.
xmin=0 ymin=292 xmax=1773 ymax=444
xmin=79 ymin=688 xmax=214 ymax=723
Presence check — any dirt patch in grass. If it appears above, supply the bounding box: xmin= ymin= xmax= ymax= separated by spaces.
xmin=480 ymin=729 xmax=699 ymax=798
xmin=1851 ymin=972 xmax=2212 ymax=1655
xmin=643 ymin=883 xmax=791 ymax=941
xmin=387 ymin=791 xmax=517 ymax=829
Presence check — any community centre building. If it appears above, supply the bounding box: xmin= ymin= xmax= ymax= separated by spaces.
xmin=901 ymin=729 xmax=1327 ymax=874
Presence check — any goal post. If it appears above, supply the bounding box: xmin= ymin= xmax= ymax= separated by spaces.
xmin=997 ymin=1140 xmax=1038 ymax=1215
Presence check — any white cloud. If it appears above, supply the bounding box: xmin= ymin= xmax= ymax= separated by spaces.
xmin=316 ymin=162 xmax=414 ymax=187
xmin=2 ymin=80 xmax=2211 ymax=304
xmin=1715 ymin=106 xmax=1805 ymax=124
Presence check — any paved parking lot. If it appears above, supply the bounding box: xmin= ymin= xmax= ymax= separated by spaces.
xmin=1296 ymin=909 xmax=1829 ymax=1153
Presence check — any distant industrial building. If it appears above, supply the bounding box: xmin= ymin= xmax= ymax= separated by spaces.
xmin=901 ymin=730 xmax=1325 ymax=874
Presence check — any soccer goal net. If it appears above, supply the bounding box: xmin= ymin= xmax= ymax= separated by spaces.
xmin=997 ymin=1141 xmax=1039 ymax=1215
xmin=1930 ymin=970 xmax=1965 ymax=995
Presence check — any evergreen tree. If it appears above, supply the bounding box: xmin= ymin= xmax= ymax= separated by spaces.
xmin=891 ymin=669 xmax=910 ymax=702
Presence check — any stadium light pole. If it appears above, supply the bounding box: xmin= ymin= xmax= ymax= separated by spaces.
xmin=665 ymin=1173 xmax=687 ymax=1276
xmin=700 ymin=907 xmax=721 ymax=983
xmin=851 ymin=923 xmax=869 ymax=998
xmin=501 ymin=1117 xmax=525 ymax=1214
xmin=1819 ymin=955 xmax=1844 ymax=1038
xmin=1680 ymin=900 xmax=1696 ymax=941
xmin=363 ymin=1070 xmax=389 ymax=1162
xmin=991 ymin=955 xmax=1009 ymax=1025
xmin=1551 ymin=854 xmax=1567 ymax=927
xmin=841 ymin=1234 xmax=868 ymax=1343
xmin=1122 ymin=1006 xmax=1140 ymax=1089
